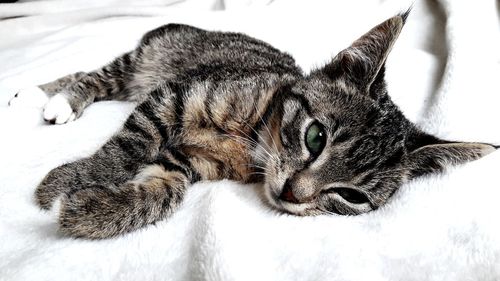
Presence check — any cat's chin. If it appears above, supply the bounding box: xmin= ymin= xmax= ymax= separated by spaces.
xmin=278 ymin=204 xmax=324 ymax=216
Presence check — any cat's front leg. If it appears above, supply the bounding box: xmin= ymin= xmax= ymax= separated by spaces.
xmin=36 ymin=160 xmax=89 ymax=210
xmin=59 ymin=160 xmax=190 ymax=239
xmin=9 ymin=50 xmax=147 ymax=124
xmin=35 ymin=141 xmax=151 ymax=210
xmin=8 ymin=72 xmax=86 ymax=109
xmin=8 ymin=72 xmax=86 ymax=124
xmin=35 ymin=99 xmax=166 ymax=209
xmin=36 ymin=95 xmax=197 ymax=238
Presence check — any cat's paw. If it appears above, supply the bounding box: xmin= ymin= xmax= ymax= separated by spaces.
xmin=43 ymin=94 xmax=76 ymax=124
xmin=9 ymin=87 xmax=77 ymax=124
xmin=8 ymin=86 xmax=49 ymax=107
xmin=59 ymin=187 xmax=125 ymax=239
xmin=35 ymin=163 xmax=75 ymax=210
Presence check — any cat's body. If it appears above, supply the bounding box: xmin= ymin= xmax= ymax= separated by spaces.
xmin=12 ymin=13 xmax=496 ymax=239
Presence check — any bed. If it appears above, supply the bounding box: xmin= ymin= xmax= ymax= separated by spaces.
xmin=1 ymin=0 xmax=500 ymax=280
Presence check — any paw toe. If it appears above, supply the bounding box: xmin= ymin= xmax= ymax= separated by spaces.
xmin=35 ymin=178 xmax=63 ymax=210
xmin=35 ymin=187 xmax=56 ymax=210
xmin=35 ymin=163 xmax=75 ymax=209
xmin=59 ymin=188 xmax=115 ymax=239
xmin=43 ymin=94 xmax=75 ymax=124
xmin=8 ymin=86 xmax=48 ymax=107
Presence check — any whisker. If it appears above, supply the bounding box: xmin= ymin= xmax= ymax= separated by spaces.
xmin=230 ymin=125 xmax=275 ymax=161
xmin=238 ymin=118 xmax=277 ymax=162
xmin=248 ymin=172 xmax=268 ymax=176
xmin=251 ymin=98 xmax=279 ymax=153
xmin=211 ymin=109 xmax=278 ymax=164
xmin=237 ymin=163 xmax=267 ymax=170
xmin=221 ymin=133 xmax=258 ymax=147
xmin=216 ymin=131 xmax=272 ymax=163
xmin=318 ymin=207 xmax=337 ymax=216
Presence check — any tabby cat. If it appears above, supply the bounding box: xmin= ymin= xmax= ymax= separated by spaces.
xmin=11 ymin=12 xmax=496 ymax=239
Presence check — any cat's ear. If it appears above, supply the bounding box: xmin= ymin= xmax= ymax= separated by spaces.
xmin=319 ymin=12 xmax=408 ymax=94
xmin=403 ymin=133 xmax=497 ymax=178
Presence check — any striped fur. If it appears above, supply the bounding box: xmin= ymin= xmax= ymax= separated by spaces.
xmin=35 ymin=14 xmax=495 ymax=239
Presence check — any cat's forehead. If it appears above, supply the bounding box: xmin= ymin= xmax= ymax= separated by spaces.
xmin=291 ymin=77 xmax=380 ymax=123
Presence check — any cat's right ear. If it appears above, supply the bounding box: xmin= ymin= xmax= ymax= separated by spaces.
xmin=403 ymin=133 xmax=497 ymax=179
xmin=316 ymin=12 xmax=409 ymax=95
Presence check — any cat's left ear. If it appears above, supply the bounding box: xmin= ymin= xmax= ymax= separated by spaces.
xmin=403 ymin=133 xmax=497 ymax=179
xmin=319 ymin=12 xmax=409 ymax=94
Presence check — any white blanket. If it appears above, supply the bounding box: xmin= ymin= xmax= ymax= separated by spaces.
xmin=1 ymin=0 xmax=500 ymax=280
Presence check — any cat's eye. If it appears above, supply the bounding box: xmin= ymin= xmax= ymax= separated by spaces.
xmin=305 ymin=121 xmax=326 ymax=156
xmin=335 ymin=188 xmax=369 ymax=204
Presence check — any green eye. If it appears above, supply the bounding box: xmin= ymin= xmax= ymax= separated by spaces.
xmin=305 ymin=121 xmax=326 ymax=156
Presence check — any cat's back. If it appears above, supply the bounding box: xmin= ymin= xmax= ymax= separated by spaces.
xmin=137 ymin=23 xmax=302 ymax=82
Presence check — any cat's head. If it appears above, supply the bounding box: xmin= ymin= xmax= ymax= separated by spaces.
xmin=255 ymin=13 xmax=496 ymax=216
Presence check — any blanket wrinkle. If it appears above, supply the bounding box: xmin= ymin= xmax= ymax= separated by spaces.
xmin=1 ymin=0 xmax=499 ymax=280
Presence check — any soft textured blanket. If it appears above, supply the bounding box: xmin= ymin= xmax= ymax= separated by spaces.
xmin=1 ymin=0 xmax=500 ymax=280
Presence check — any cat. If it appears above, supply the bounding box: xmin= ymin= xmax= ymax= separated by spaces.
xmin=10 ymin=11 xmax=496 ymax=239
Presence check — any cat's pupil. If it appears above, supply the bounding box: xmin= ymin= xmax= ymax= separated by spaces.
xmin=305 ymin=122 xmax=326 ymax=156
xmin=335 ymin=188 xmax=369 ymax=204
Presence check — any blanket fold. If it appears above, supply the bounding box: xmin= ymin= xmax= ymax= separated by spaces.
xmin=1 ymin=0 xmax=499 ymax=280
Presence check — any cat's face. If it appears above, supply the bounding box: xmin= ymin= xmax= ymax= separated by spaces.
xmin=254 ymin=13 xmax=495 ymax=216
xmin=260 ymin=78 xmax=407 ymax=215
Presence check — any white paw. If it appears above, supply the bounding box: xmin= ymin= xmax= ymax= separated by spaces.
xmin=8 ymin=86 xmax=49 ymax=107
xmin=43 ymin=94 xmax=76 ymax=124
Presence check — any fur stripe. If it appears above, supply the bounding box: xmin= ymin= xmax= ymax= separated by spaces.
xmin=137 ymin=100 xmax=169 ymax=140
xmin=204 ymin=88 xmax=226 ymax=134
xmin=168 ymin=82 xmax=188 ymax=135
xmin=116 ymin=136 xmax=148 ymax=160
xmin=251 ymin=86 xmax=285 ymax=143
xmin=285 ymin=92 xmax=311 ymax=115
xmin=153 ymin=155 xmax=186 ymax=175
xmin=168 ymin=148 xmax=201 ymax=182
xmin=124 ymin=114 xmax=154 ymax=142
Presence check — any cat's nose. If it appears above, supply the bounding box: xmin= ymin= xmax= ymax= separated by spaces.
xmin=279 ymin=180 xmax=299 ymax=204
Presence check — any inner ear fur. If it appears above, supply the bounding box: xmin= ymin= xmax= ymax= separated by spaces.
xmin=319 ymin=13 xmax=407 ymax=94
xmin=404 ymin=135 xmax=496 ymax=178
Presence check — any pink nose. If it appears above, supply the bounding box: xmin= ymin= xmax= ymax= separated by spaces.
xmin=279 ymin=183 xmax=299 ymax=204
